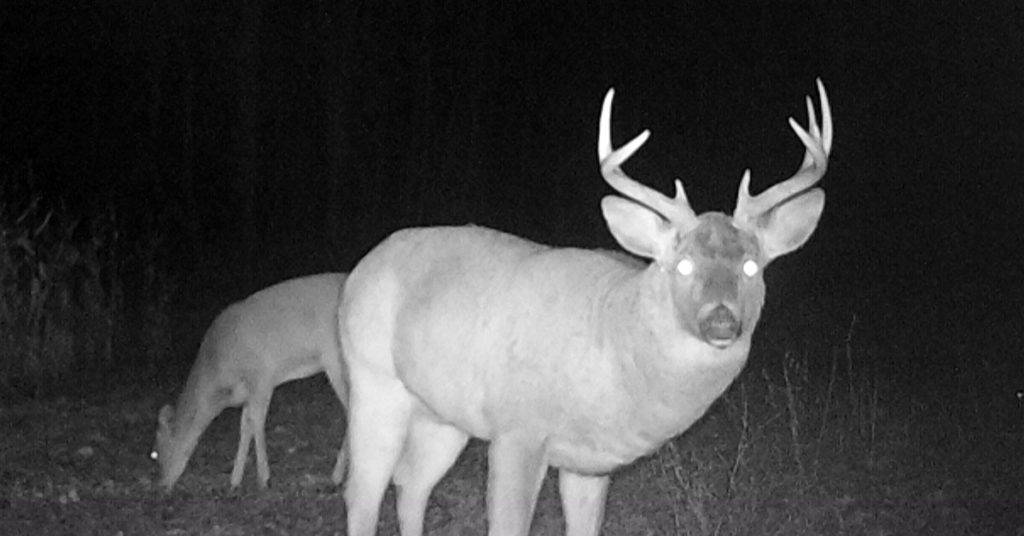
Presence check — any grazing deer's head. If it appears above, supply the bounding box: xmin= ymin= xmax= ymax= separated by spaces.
xmin=598 ymin=81 xmax=832 ymax=349
xmin=150 ymin=404 xmax=181 ymax=489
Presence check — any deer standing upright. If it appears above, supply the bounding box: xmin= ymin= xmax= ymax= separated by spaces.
xmin=340 ymin=81 xmax=833 ymax=535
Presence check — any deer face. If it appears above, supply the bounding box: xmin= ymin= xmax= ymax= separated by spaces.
xmin=599 ymin=82 xmax=831 ymax=349
xmin=151 ymin=404 xmax=182 ymax=489
xmin=667 ymin=213 xmax=765 ymax=348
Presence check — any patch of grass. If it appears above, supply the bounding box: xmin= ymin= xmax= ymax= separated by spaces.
xmin=2 ymin=317 xmax=1021 ymax=534
xmin=617 ymin=317 xmax=1024 ymax=536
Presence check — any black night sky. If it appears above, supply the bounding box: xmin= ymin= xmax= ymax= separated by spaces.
xmin=3 ymin=1 xmax=1022 ymax=403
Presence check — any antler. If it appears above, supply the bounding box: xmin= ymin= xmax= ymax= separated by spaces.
xmin=599 ymin=89 xmax=697 ymax=228
xmin=734 ymin=79 xmax=833 ymax=223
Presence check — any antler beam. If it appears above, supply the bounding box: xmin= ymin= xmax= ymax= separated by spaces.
xmin=734 ymin=79 xmax=832 ymax=222
xmin=598 ymin=89 xmax=697 ymax=228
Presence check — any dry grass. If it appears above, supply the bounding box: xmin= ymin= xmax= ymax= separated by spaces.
xmin=2 ymin=336 xmax=1021 ymax=535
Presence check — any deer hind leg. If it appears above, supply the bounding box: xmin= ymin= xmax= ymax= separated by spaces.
xmin=486 ymin=433 xmax=549 ymax=536
xmin=248 ymin=393 xmax=273 ymax=489
xmin=559 ymin=470 xmax=610 ymax=536
xmin=331 ymin=434 xmax=349 ymax=486
xmin=231 ymin=405 xmax=255 ymax=488
xmin=323 ymin=357 xmax=350 ymax=485
xmin=394 ymin=414 xmax=469 ymax=536
xmin=344 ymin=371 xmax=415 ymax=536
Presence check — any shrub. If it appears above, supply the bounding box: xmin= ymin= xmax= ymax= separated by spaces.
xmin=0 ymin=164 xmax=174 ymax=398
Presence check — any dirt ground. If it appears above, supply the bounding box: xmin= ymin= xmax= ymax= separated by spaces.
xmin=2 ymin=373 xmax=1021 ymax=535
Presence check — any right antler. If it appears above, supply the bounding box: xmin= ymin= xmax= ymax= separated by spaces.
xmin=734 ymin=79 xmax=833 ymax=223
xmin=599 ymin=89 xmax=698 ymax=228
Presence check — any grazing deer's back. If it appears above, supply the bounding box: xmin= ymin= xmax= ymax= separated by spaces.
xmin=191 ymin=273 xmax=345 ymax=392
xmin=239 ymin=273 xmax=343 ymax=334
xmin=269 ymin=274 xmax=344 ymax=384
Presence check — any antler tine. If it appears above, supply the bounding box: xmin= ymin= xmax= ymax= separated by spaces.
xmin=735 ymin=79 xmax=832 ymax=222
xmin=599 ymin=89 xmax=696 ymax=227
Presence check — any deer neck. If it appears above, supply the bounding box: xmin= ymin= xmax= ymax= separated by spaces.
xmin=602 ymin=266 xmax=750 ymax=437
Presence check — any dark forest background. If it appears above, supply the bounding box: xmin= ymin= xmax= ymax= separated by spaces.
xmin=1 ymin=0 xmax=1022 ymax=394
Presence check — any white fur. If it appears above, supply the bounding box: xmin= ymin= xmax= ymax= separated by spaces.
xmin=340 ymin=81 xmax=829 ymax=535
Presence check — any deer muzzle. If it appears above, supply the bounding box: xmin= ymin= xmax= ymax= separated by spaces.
xmin=698 ymin=303 xmax=741 ymax=348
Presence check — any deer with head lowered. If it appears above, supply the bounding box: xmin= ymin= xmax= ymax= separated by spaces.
xmin=339 ymin=80 xmax=833 ymax=535
xmin=152 ymin=273 xmax=350 ymax=490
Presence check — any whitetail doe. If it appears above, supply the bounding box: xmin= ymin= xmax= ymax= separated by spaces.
xmin=152 ymin=273 xmax=349 ymax=490
xmin=340 ymin=80 xmax=832 ymax=535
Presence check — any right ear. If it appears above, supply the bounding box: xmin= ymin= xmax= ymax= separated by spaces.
xmin=601 ymin=196 xmax=677 ymax=262
xmin=158 ymin=405 xmax=174 ymax=430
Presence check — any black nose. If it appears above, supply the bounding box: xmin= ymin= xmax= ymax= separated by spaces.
xmin=699 ymin=305 xmax=740 ymax=346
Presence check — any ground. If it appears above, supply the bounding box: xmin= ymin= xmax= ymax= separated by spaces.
xmin=1 ymin=369 xmax=1021 ymax=535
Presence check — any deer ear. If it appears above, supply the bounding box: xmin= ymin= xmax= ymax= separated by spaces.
xmin=601 ymin=196 xmax=676 ymax=261
xmin=158 ymin=405 xmax=174 ymax=430
xmin=757 ymin=189 xmax=825 ymax=261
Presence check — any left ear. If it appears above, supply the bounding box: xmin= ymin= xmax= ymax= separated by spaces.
xmin=756 ymin=188 xmax=825 ymax=261
xmin=158 ymin=404 xmax=174 ymax=432
xmin=601 ymin=196 xmax=678 ymax=262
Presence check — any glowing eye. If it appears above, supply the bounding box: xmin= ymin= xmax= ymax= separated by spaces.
xmin=677 ymin=258 xmax=695 ymax=276
xmin=742 ymin=260 xmax=759 ymax=277
xmin=150 ymin=450 xmax=158 ymax=461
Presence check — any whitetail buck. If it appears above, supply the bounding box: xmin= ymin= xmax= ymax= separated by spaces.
xmin=340 ymin=80 xmax=832 ymax=535
xmin=152 ymin=273 xmax=349 ymax=490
